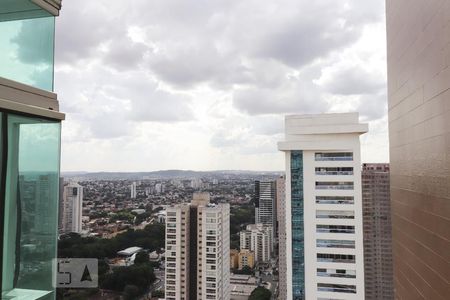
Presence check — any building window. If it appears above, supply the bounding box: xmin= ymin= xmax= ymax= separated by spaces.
xmin=315 ymin=167 xmax=353 ymax=175
xmin=316 ymin=210 xmax=355 ymax=219
xmin=0 ymin=15 xmax=55 ymax=91
xmin=315 ymin=182 xmax=354 ymax=190
xmin=1 ymin=113 xmax=61 ymax=298
xmin=315 ymin=152 xmax=353 ymax=161
xmin=317 ymin=283 xmax=357 ymax=294
xmin=317 ymin=253 xmax=355 ymax=263
xmin=316 ymin=239 xmax=355 ymax=249
xmin=316 ymin=196 xmax=354 ymax=205
xmin=317 ymin=268 xmax=356 ymax=278
xmin=316 ymin=225 xmax=355 ymax=234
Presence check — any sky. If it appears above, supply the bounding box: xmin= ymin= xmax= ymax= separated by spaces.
xmin=54 ymin=0 xmax=388 ymax=172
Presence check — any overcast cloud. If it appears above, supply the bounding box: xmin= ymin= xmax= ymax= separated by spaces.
xmin=56 ymin=0 xmax=388 ymax=172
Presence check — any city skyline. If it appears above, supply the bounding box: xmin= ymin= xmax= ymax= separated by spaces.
xmin=56 ymin=0 xmax=389 ymax=172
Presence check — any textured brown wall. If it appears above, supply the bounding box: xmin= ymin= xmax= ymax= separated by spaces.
xmin=386 ymin=0 xmax=450 ymax=299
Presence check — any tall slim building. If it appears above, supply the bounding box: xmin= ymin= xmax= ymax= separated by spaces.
xmin=165 ymin=192 xmax=230 ymax=300
xmin=130 ymin=181 xmax=137 ymax=199
xmin=387 ymin=1 xmax=450 ymax=299
xmin=61 ymin=183 xmax=83 ymax=233
xmin=278 ymin=113 xmax=367 ymax=300
xmin=254 ymin=180 xmax=276 ymax=249
xmin=276 ymin=176 xmax=287 ymax=300
xmin=361 ymin=163 xmax=393 ymax=299
xmin=0 ymin=1 xmax=64 ymax=299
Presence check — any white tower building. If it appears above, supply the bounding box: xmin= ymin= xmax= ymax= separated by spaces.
xmin=165 ymin=192 xmax=230 ymax=300
xmin=61 ymin=182 xmax=83 ymax=233
xmin=130 ymin=182 xmax=137 ymax=199
xmin=278 ymin=113 xmax=367 ymax=300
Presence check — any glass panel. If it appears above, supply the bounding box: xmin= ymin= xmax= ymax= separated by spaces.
xmin=315 ymin=152 xmax=353 ymax=161
xmin=316 ymin=196 xmax=354 ymax=205
xmin=315 ymin=167 xmax=353 ymax=175
xmin=0 ymin=16 xmax=55 ymax=91
xmin=315 ymin=181 xmax=354 ymax=190
xmin=317 ymin=283 xmax=357 ymax=294
xmin=316 ymin=210 xmax=355 ymax=219
xmin=2 ymin=113 xmax=61 ymax=300
xmin=290 ymin=151 xmax=305 ymax=300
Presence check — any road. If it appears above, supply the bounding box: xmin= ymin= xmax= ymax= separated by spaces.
xmin=260 ymin=272 xmax=278 ymax=299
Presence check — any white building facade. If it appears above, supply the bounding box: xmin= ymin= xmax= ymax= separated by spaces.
xmin=239 ymin=224 xmax=272 ymax=263
xmin=130 ymin=182 xmax=137 ymax=198
xmin=197 ymin=202 xmax=230 ymax=300
xmin=61 ymin=183 xmax=83 ymax=233
xmin=278 ymin=113 xmax=367 ymax=300
xmin=165 ymin=192 xmax=230 ymax=300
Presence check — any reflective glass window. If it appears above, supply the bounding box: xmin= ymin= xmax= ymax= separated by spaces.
xmin=0 ymin=3 xmax=55 ymax=91
xmin=1 ymin=113 xmax=61 ymax=300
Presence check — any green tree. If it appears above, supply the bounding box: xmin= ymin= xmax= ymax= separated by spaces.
xmin=123 ymin=285 xmax=140 ymax=300
xmin=249 ymin=286 xmax=271 ymax=300
xmin=101 ymin=263 xmax=156 ymax=294
xmin=134 ymin=251 xmax=149 ymax=264
xmin=233 ymin=266 xmax=254 ymax=275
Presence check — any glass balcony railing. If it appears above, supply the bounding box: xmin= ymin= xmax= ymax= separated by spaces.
xmin=0 ymin=2 xmax=55 ymax=91
xmin=1 ymin=112 xmax=61 ymax=300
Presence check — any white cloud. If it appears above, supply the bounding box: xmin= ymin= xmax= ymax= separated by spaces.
xmin=56 ymin=0 xmax=388 ymax=171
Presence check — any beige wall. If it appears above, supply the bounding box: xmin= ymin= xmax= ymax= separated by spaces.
xmin=386 ymin=1 xmax=450 ymax=299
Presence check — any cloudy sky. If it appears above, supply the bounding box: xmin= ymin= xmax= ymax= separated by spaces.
xmin=55 ymin=0 xmax=388 ymax=172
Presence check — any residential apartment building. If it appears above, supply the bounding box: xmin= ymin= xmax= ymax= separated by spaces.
xmin=165 ymin=192 xmax=230 ymax=300
xmin=386 ymin=1 xmax=450 ymax=299
xmin=254 ymin=180 xmax=276 ymax=247
xmin=362 ymin=163 xmax=393 ymax=299
xmin=61 ymin=182 xmax=84 ymax=233
xmin=240 ymin=223 xmax=272 ymax=263
xmin=276 ymin=176 xmax=287 ymax=300
xmin=130 ymin=181 xmax=137 ymax=199
xmin=0 ymin=1 xmax=64 ymax=299
xmin=238 ymin=249 xmax=255 ymax=270
xmin=278 ymin=113 xmax=367 ymax=300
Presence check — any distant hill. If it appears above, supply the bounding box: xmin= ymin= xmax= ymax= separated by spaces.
xmin=61 ymin=170 xmax=284 ymax=180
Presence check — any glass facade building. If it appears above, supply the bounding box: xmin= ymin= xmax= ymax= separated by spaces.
xmin=0 ymin=1 xmax=63 ymax=299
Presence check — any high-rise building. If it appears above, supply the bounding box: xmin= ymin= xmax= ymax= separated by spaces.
xmin=361 ymin=163 xmax=393 ymax=300
xmin=61 ymin=182 xmax=83 ymax=233
xmin=276 ymin=176 xmax=287 ymax=300
xmin=386 ymin=2 xmax=450 ymax=299
xmin=254 ymin=180 xmax=276 ymax=248
xmin=165 ymin=192 xmax=230 ymax=300
xmin=155 ymin=182 xmax=164 ymax=194
xmin=239 ymin=224 xmax=272 ymax=263
xmin=0 ymin=1 xmax=64 ymax=298
xmin=278 ymin=113 xmax=367 ymax=300
xmin=130 ymin=181 xmax=137 ymax=198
